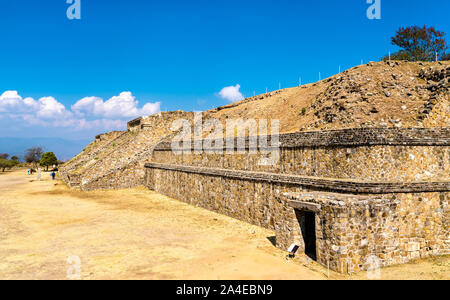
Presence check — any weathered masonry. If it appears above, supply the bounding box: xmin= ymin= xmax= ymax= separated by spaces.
xmin=145 ymin=128 xmax=450 ymax=273
xmin=60 ymin=111 xmax=195 ymax=191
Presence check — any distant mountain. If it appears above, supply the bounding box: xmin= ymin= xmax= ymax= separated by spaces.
xmin=0 ymin=137 xmax=91 ymax=162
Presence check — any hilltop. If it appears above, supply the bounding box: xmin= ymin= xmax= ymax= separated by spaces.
xmin=206 ymin=60 xmax=449 ymax=133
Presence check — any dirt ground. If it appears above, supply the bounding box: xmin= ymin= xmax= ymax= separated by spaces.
xmin=0 ymin=169 xmax=448 ymax=280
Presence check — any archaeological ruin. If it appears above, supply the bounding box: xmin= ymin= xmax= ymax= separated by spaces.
xmin=61 ymin=61 xmax=449 ymax=273
xmin=145 ymin=127 xmax=449 ymax=273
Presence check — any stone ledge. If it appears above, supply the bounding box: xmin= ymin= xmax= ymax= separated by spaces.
xmin=153 ymin=127 xmax=450 ymax=151
xmin=145 ymin=163 xmax=450 ymax=194
xmin=127 ymin=117 xmax=143 ymax=129
xmin=281 ymin=191 xmax=398 ymax=207
xmin=289 ymin=201 xmax=322 ymax=212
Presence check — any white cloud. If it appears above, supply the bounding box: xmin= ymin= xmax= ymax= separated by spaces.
xmin=218 ymin=84 xmax=244 ymax=102
xmin=0 ymin=91 xmax=31 ymax=113
xmin=0 ymin=91 xmax=71 ymax=119
xmin=72 ymin=92 xmax=161 ymax=119
xmin=71 ymin=96 xmax=106 ymax=117
xmin=37 ymin=97 xmax=71 ymax=119
xmin=0 ymin=91 xmax=161 ymax=134
xmin=141 ymin=102 xmax=161 ymax=116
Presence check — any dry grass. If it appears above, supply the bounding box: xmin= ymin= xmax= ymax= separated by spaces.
xmin=206 ymin=61 xmax=449 ymax=133
xmin=0 ymin=170 xmax=448 ymax=280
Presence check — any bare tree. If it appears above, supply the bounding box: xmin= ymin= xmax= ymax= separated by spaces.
xmin=25 ymin=147 xmax=43 ymax=165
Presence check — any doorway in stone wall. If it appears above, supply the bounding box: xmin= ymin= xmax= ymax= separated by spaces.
xmin=295 ymin=210 xmax=317 ymax=261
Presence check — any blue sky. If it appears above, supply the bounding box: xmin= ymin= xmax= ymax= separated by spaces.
xmin=0 ymin=0 xmax=449 ymax=141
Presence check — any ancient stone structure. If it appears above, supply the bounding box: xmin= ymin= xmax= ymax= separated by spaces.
xmin=145 ymin=127 xmax=449 ymax=273
xmin=60 ymin=111 xmax=194 ymax=190
xmin=61 ymin=60 xmax=449 ymax=274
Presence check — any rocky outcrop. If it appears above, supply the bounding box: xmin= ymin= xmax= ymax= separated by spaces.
xmin=417 ymin=65 xmax=450 ymax=127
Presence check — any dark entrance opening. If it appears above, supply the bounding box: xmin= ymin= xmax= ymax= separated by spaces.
xmin=295 ymin=210 xmax=317 ymax=261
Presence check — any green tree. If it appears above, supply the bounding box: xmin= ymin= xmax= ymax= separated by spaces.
xmin=40 ymin=152 xmax=58 ymax=171
xmin=0 ymin=159 xmax=19 ymax=172
xmin=11 ymin=156 xmax=19 ymax=161
xmin=10 ymin=159 xmax=19 ymax=169
xmin=0 ymin=159 xmax=9 ymax=172
xmin=384 ymin=25 xmax=448 ymax=61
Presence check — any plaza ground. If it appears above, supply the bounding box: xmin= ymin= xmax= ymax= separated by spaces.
xmin=0 ymin=169 xmax=448 ymax=280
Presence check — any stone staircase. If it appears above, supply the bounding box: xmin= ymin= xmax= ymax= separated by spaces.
xmin=61 ymin=111 xmax=195 ymax=190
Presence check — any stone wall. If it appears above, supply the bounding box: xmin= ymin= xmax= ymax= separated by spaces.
xmin=127 ymin=117 xmax=142 ymax=131
xmin=145 ymin=163 xmax=449 ymax=194
xmin=145 ymin=127 xmax=450 ymax=273
xmin=277 ymin=192 xmax=448 ymax=273
xmin=154 ymin=127 xmax=450 ymax=150
xmin=152 ymin=145 xmax=449 ymax=182
xmin=151 ymin=128 xmax=450 ymax=182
